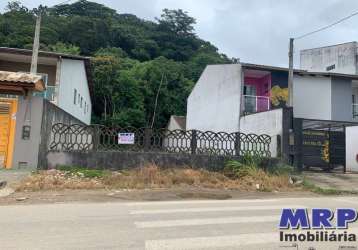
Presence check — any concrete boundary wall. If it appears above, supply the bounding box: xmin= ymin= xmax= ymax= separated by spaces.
xmin=46 ymin=151 xmax=278 ymax=171
xmin=239 ymin=109 xmax=284 ymax=157
xmin=37 ymin=100 xmax=84 ymax=169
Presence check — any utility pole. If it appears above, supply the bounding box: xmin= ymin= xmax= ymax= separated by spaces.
xmin=288 ymin=38 xmax=294 ymax=107
xmin=30 ymin=14 xmax=41 ymax=74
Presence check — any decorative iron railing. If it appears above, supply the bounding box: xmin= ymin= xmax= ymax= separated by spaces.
xmin=243 ymin=95 xmax=270 ymax=114
xmin=49 ymin=123 xmax=272 ymax=157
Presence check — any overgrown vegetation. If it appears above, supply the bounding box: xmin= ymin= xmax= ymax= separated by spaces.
xmin=1 ymin=0 xmax=234 ymax=128
xmin=16 ymin=162 xmax=300 ymax=192
xmin=224 ymin=154 xmax=296 ymax=192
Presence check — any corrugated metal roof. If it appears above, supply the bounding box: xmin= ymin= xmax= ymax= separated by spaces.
xmin=0 ymin=71 xmax=43 ymax=84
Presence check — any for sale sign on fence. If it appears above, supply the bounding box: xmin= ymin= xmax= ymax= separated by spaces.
xmin=118 ymin=133 xmax=135 ymax=144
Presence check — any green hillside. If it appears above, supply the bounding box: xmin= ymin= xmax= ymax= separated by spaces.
xmin=0 ymin=0 xmax=233 ymax=128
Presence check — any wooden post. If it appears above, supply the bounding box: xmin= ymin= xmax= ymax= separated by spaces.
xmin=293 ymin=118 xmax=303 ymax=171
xmin=191 ymin=130 xmax=197 ymax=155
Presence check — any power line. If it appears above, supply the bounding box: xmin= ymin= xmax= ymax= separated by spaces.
xmin=295 ymin=10 xmax=358 ymax=40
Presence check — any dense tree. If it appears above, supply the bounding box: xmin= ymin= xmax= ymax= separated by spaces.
xmin=49 ymin=42 xmax=80 ymax=55
xmin=0 ymin=0 xmax=232 ymax=128
xmin=157 ymin=9 xmax=196 ymax=37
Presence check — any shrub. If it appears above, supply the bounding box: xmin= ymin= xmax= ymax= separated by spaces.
xmin=225 ymin=153 xmax=263 ymax=178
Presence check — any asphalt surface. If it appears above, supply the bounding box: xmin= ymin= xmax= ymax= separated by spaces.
xmin=1 ymin=196 xmax=358 ymax=250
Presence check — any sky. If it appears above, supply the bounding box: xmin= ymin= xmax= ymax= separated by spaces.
xmin=1 ymin=0 xmax=358 ymax=67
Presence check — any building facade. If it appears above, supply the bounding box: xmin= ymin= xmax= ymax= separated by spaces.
xmin=0 ymin=48 xmax=93 ymax=169
xmin=187 ymin=63 xmax=358 ymax=133
xmin=0 ymin=47 xmax=92 ymax=124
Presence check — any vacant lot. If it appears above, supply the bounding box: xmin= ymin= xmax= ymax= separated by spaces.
xmin=15 ymin=163 xmax=300 ymax=193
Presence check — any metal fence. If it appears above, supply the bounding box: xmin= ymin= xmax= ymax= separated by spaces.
xmin=49 ymin=123 xmax=272 ymax=157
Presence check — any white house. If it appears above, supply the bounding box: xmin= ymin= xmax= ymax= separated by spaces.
xmin=300 ymin=42 xmax=358 ymax=118
xmin=0 ymin=47 xmax=92 ymax=124
xmin=186 ymin=62 xmax=358 ymax=157
xmin=300 ymin=42 xmax=358 ymax=75
xmin=0 ymin=47 xmax=92 ymax=169
xmin=187 ymin=62 xmax=358 ymax=132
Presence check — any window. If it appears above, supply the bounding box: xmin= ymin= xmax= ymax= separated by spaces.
xmin=73 ymin=89 xmax=77 ymax=104
xmin=80 ymin=97 xmax=83 ymax=108
xmin=84 ymin=102 xmax=87 ymax=114
xmin=78 ymin=93 xmax=80 ymax=105
xmin=243 ymin=85 xmax=256 ymax=96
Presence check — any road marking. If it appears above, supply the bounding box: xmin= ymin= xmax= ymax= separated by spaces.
xmin=135 ymin=215 xmax=278 ymax=228
xmin=126 ymin=199 xmax=280 ymax=206
xmin=130 ymin=205 xmax=305 ymax=215
xmin=145 ymin=232 xmax=277 ymax=250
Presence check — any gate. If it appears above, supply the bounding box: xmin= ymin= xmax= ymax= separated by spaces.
xmin=293 ymin=118 xmax=354 ymax=172
xmin=0 ymin=99 xmax=17 ymax=169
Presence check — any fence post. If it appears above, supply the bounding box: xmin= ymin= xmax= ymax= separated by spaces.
xmin=235 ymin=132 xmax=241 ymax=156
xmin=144 ymin=128 xmax=152 ymax=151
xmin=343 ymin=125 xmax=346 ymax=174
xmin=191 ymin=130 xmax=197 ymax=155
xmin=92 ymin=125 xmax=99 ymax=151
xmin=276 ymin=134 xmax=281 ymax=158
xmin=282 ymin=107 xmax=293 ymax=164
xmin=293 ymin=118 xmax=303 ymax=172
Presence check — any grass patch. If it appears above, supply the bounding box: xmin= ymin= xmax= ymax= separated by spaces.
xmin=57 ymin=165 xmax=108 ymax=178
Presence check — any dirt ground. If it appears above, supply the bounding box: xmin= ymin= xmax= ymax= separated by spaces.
xmin=0 ymin=187 xmax=322 ymax=206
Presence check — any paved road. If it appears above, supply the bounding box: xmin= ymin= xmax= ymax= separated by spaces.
xmin=1 ymin=197 xmax=358 ymax=250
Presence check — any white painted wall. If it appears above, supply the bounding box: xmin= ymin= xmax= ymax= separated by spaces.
xmin=239 ymin=109 xmax=283 ymax=157
xmin=186 ymin=64 xmax=242 ymax=133
xmin=346 ymin=126 xmax=358 ymax=172
xmin=58 ymin=59 xmax=92 ymax=124
xmin=293 ymin=75 xmax=332 ymax=120
xmin=300 ymin=42 xmax=357 ymax=74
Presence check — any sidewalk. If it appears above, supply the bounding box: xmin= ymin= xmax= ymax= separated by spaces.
xmin=303 ymin=171 xmax=358 ymax=192
xmin=0 ymin=169 xmax=31 ymax=186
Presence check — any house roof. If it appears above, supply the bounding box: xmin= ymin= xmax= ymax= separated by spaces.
xmin=0 ymin=71 xmax=45 ymax=95
xmin=0 ymin=47 xmax=90 ymax=61
xmin=0 ymin=47 xmax=93 ymax=99
xmin=241 ymin=62 xmax=358 ymax=80
xmin=168 ymin=115 xmax=186 ymax=130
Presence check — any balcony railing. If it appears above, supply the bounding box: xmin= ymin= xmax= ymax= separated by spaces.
xmin=33 ymin=86 xmax=58 ymax=103
xmin=243 ymin=95 xmax=270 ymax=114
xmin=353 ymin=103 xmax=358 ymax=118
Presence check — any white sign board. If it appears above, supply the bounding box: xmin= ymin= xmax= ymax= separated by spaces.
xmin=118 ymin=133 xmax=135 ymax=144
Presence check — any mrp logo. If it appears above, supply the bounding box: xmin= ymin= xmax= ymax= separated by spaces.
xmin=279 ymin=209 xmax=358 ymax=229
